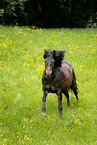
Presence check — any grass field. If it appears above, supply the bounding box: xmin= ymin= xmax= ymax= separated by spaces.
xmin=0 ymin=25 xmax=97 ymax=145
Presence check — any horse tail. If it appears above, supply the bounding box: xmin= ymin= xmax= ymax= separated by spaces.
xmin=71 ymin=66 xmax=78 ymax=90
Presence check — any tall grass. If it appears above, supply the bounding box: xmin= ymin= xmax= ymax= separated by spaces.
xmin=0 ymin=25 xmax=97 ymax=145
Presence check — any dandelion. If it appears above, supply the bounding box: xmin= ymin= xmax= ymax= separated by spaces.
xmin=64 ymin=126 xmax=66 ymax=130
xmin=24 ymin=77 xmax=26 ymax=82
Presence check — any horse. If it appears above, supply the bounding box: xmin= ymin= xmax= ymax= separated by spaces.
xmin=42 ymin=49 xmax=78 ymax=117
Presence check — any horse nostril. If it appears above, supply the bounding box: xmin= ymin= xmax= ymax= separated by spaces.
xmin=49 ymin=71 xmax=52 ymax=74
xmin=46 ymin=70 xmax=48 ymax=74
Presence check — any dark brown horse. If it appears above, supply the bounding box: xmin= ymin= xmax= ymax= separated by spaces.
xmin=42 ymin=49 xmax=78 ymax=117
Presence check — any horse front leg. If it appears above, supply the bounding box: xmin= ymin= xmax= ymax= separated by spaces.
xmin=42 ymin=89 xmax=47 ymax=116
xmin=57 ymin=92 xmax=63 ymax=117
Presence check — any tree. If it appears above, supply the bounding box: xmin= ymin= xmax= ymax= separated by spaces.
xmin=2 ymin=0 xmax=27 ymax=25
xmin=0 ymin=0 xmax=97 ymax=27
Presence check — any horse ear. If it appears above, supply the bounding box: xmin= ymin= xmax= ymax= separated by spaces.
xmin=53 ymin=50 xmax=56 ymax=57
xmin=44 ymin=49 xmax=46 ymax=54
xmin=43 ymin=49 xmax=47 ymax=59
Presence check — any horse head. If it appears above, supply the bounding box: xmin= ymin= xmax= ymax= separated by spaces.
xmin=43 ymin=49 xmax=55 ymax=78
xmin=43 ymin=49 xmax=66 ymax=78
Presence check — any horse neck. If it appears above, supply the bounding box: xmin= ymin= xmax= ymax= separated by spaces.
xmin=54 ymin=59 xmax=62 ymax=67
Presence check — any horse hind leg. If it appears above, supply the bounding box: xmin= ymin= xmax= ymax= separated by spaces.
xmin=64 ymin=91 xmax=70 ymax=107
xmin=57 ymin=92 xmax=63 ymax=117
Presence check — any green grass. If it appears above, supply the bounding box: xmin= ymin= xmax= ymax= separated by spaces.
xmin=0 ymin=25 xmax=97 ymax=145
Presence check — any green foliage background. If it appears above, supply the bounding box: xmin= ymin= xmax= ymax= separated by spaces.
xmin=0 ymin=0 xmax=97 ymax=27
xmin=0 ymin=26 xmax=97 ymax=144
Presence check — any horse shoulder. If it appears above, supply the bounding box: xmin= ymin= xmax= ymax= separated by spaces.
xmin=61 ymin=62 xmax=73 ymax=78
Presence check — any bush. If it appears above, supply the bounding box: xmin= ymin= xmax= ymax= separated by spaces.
xmin=0 ymin=0 xmax=97 ymax=27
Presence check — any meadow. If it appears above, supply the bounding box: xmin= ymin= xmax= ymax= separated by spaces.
xmin=0 ymin=25 xmax=97 ymax=145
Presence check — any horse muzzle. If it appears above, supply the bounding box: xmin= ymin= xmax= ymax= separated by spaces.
xmin=45 ymin=70 xmax=52 ymax=78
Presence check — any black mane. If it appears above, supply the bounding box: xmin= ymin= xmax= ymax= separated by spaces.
xmin=53 ymin=50 xmax=66 ymax=67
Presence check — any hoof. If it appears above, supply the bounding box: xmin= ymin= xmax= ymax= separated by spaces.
xmin=60 ymin=116 xmax=62 ymax=119
xmin=42 ymin=112 xmax=47 ymax=116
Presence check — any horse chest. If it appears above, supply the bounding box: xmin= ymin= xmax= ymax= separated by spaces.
xmin=51 ymin=84 xmax=56 ymax=92
xmin=44 ymin=82 xmax=57 ymax=92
